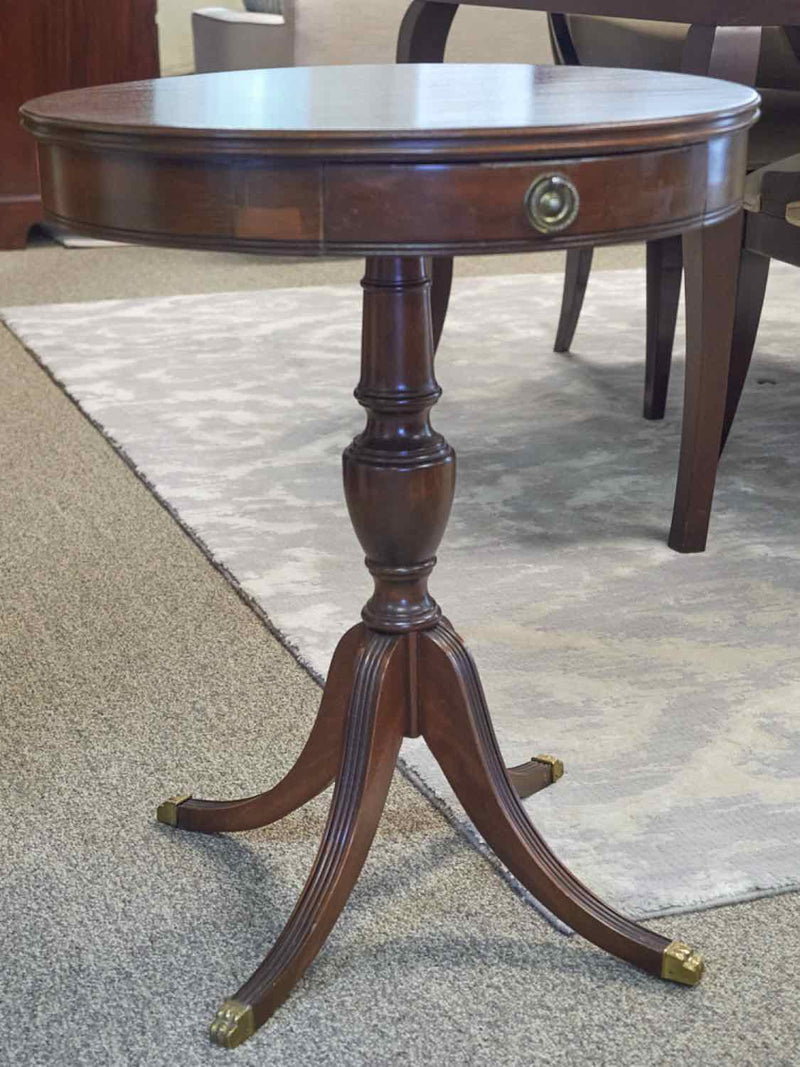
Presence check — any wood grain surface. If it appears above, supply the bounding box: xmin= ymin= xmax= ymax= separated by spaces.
xmin=21 ymin=64 xmax=758 ymax=257
xmin=21 ymin=64 xmax=758 ymax=157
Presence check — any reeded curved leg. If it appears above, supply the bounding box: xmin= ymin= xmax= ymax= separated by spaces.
xmin=554 ymin=247 xmax=593 ymax=354
xmin=669 ymin=213 xmax=743 ymax=554
xmin=208 ymin=628 xmax=407 ymax=1048
xmin=720 ymin=247 xmax=770 ymax=453
xmin=644 ymin=236 xmax=683 ymax=421
xmin=420 ymin=620 xmax=704 ymax=986
xmin=156 ymin=625 xmax=363 ymax=834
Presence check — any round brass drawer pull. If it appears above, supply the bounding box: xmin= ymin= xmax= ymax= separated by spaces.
xmin=524 ymin=173 xmax=580 ymax=234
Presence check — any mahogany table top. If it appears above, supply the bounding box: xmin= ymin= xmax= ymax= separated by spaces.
xmin=21 ymin=63 xmax=759 ymax=161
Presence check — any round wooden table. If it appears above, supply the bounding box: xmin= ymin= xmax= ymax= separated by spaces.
xmin=22 ymin=64 xmax=758 ymax=1049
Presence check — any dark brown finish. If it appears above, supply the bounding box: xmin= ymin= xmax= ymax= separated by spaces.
xmin=23 ymin=67 xmax=753 ymax=258
xmin=169 ymin=256 xmax=673 ymax=1043
xmin=721 ymin=247 xmax=771 ymax=451
xmin=681 ymin=23 xmax=763 ymax=82
xmin=421 ymin=619 xmax=668 ymax=974
xmin=431 ymin=256 xmax=455 ymax=352
xmin=21 ymin=65 xmax=748 ymax=1042
xmin=415 ymin=0 xmax=800 ymax=21
xmin=173 ymin=625 xmax=360 ymax=834
xmin=0 ymin=0 xmax=159 ymax=248
xmin=554 ymin=247 xmax=593 ymax=354
xmin=23 ymin=64 xmax=756 ymax=160
xmin=20 ymin=67 xmax=756 ymax=551
xmin=398 ymin=3 xmax=790 ymax=550
xmin=669 ymin=212 xmax=744 ymax=553
xmin=718 ymin=156 xmax=800 ymax=448
xmin=234 ymin=622 xmax=408 ymax=1031
xmin=396 ymin=0 xmax=458 ymax=62
xmin=644 ymin=235 xmax=683 ymax=421
xmin=397 ymin=4 xmax=764 ymax=432
xmin=343 ymin=257 xmax=455 ymax=633
xmin=546 ymin=9 xmax=769 ymax=419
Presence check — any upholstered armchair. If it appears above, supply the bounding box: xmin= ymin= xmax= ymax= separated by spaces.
xmin=550 ymin=17 xmax=800 ymax=423
xmin=193 ymin=0 xmax=295 ymax=73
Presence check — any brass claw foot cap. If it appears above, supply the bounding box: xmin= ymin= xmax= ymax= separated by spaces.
xmin=662 ymin=940 xmax=705 ymax=986
xmin=155 ymin=794 xmax=192 ymax=827
xmin=532 ymin=754 xmax=565 ymax=783
xmin=209 ymin=999 xmax=255 ymax=1049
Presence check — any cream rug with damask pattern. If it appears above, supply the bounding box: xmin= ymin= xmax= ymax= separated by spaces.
xmin=4 ymin=264 xmax=799 ymax=920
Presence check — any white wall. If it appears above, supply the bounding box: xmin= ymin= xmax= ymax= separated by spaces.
xmin=157 ymin=0 xmax=552 ymax=75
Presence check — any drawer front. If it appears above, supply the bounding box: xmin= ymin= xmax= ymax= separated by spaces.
xmin=37 ymin=146 xmax=323 ymax=247
xmin=323 ymin=134 xmax=748 ymax=253
xmin=34 ymin=131 xmax=746 ymax=255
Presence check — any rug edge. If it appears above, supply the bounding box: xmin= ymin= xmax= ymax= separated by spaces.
xmin=2 ymin=312 xmax=576 ymax=936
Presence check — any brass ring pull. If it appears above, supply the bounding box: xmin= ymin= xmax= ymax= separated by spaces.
xmin=524 ymin=173 xmax=580 ymax=235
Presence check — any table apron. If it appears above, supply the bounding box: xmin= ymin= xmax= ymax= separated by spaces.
xmin=36 ymin=132 xmax=748 ymax=255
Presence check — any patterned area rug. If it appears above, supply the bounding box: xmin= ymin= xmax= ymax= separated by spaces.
xmin=4 ymin=265 xmax=799 ymax=920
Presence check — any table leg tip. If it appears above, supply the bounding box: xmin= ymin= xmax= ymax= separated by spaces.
xmin=209 ymin=999 xmax=255 ymax=1049
xmin=156 ymin=793 xmax=192 ymax=827
xmin=661 ymin=940 xmax=705 ymax=986
xmin=532 ymin=754 xmax=565 ymax=782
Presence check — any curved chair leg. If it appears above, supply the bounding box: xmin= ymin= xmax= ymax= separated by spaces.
xmin=430 ymin=256 xmax=454 ymax=354
xmin=720 ymin=247 xmax=770 ymax=453
xmin=156 ymin=625 xmax=364 ymax=834
xmin=644 ymin=236 xmax=683 ymax=420
xmin=669 ymin=213 xmax=743 ymax=554
xmin=421 ymin=621 xmax=704 ymax=985
xmin=208 ymin=629 xmax=407 ymax=1047
xmin=554 ymin=247 xmax=594 ymax=353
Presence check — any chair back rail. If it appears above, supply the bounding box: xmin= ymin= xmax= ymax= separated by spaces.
xmin=443 ymin=0 xmax=800 ymax=24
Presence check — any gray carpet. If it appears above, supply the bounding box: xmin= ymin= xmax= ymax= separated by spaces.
xmin=1 ymin=243 xmax=797 ymax=1065
xmin=4 ymin=265 xmax=800 ymax=920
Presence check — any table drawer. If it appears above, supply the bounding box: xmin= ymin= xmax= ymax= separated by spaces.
xmin=324 ymin=134 xmax=747 ymax=252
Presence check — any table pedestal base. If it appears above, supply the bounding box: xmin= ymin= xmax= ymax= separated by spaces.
xmin=157 ymin=256 xmax=703 ymax=1048
xmin=160 ymin=620 xmax=702 ymax=1049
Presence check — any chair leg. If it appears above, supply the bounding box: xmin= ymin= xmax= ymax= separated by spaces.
xmin=720 ymin=248 xmax=770 ymax=453
xmin=668 ymin=213 xmax=743 ymax=554
xmin=644 ymin=236 xmax=683 ymax=420
xmin=554 ymin=247 xmax=594 ymax=353
xmin=430 ymin=256 xmax=454 ymax=354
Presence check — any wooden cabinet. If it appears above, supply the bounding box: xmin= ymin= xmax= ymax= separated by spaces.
xmin=0 ymin=0 xmax=159 ymax=248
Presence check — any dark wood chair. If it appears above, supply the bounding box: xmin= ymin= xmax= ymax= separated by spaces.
xmin=550 ymin=15 xmax=800 ymax=421
xmin=720 ymin=153 xmax=800 ymax=447
xmin=397 ymin=2 xmax=800 ymax=551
